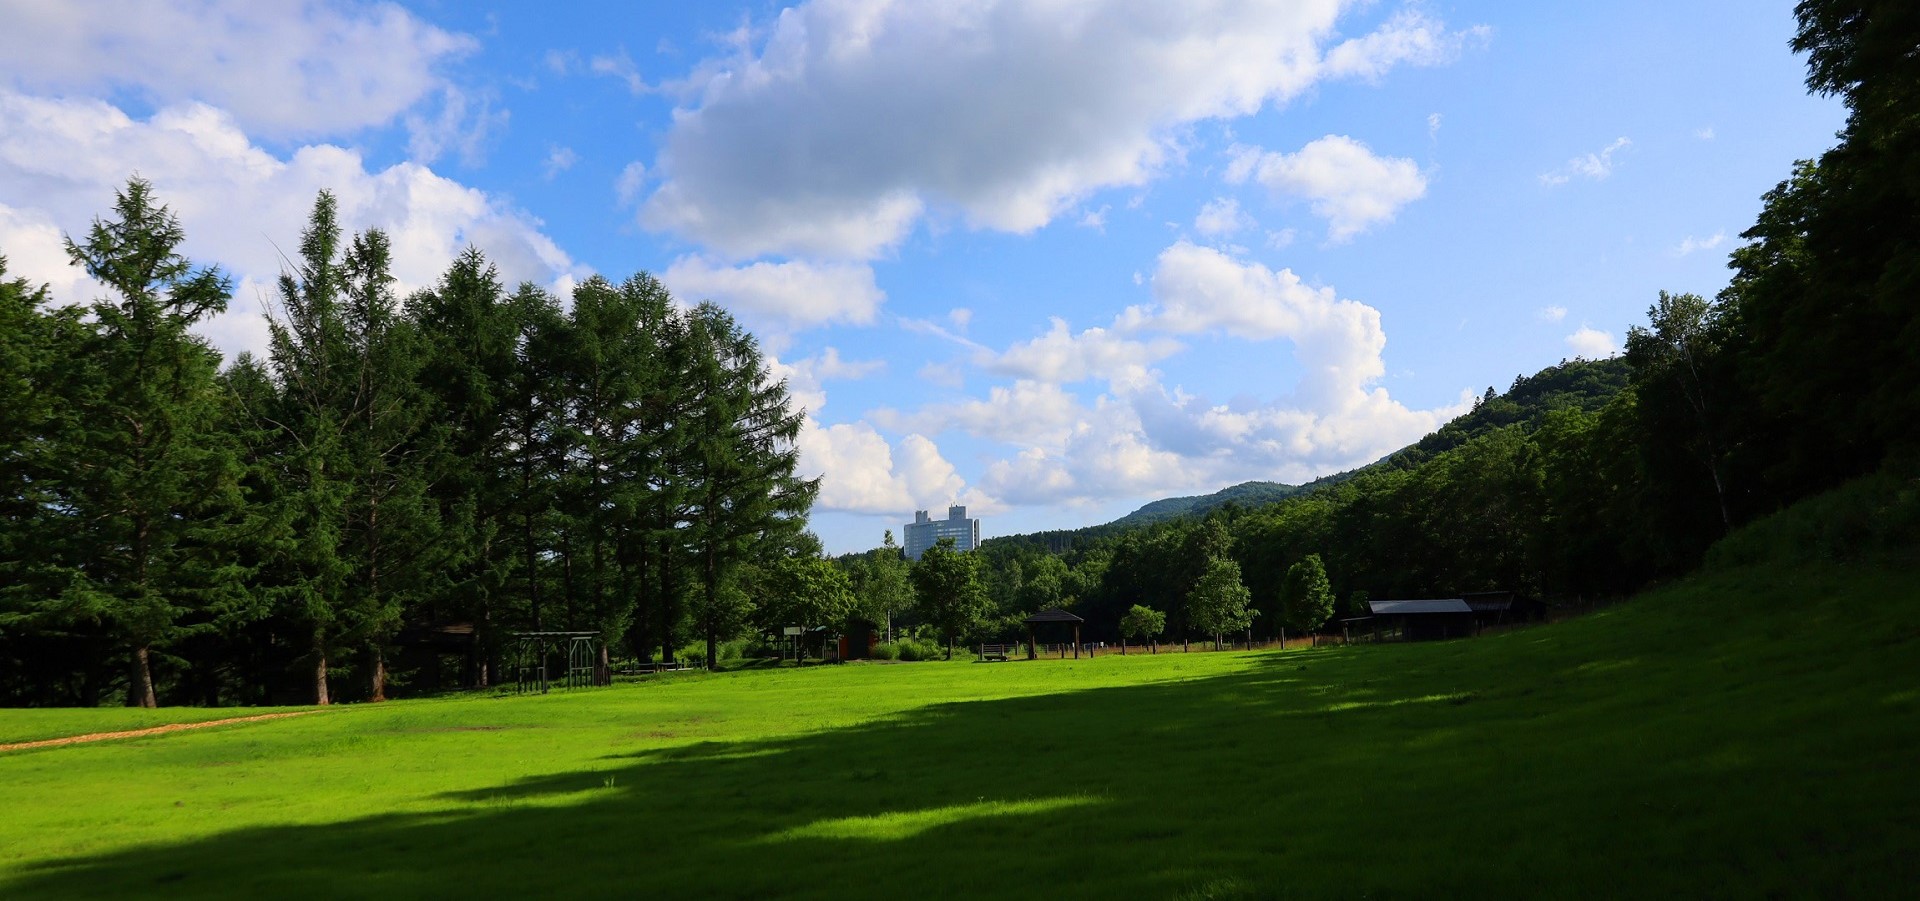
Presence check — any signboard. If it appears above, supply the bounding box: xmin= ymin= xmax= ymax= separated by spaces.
xmin=782 ymin=626 xmax=804 ymax=636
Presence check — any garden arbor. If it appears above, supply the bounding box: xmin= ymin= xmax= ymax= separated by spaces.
xmin=1024 ymin=608 xmax=1085 ymax=659
xmin=508 ymin=631 xmax=602 ymax=693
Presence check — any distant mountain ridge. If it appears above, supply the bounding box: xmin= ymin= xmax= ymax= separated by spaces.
xmin=985 ymin=356 xmax=1630 ymax=552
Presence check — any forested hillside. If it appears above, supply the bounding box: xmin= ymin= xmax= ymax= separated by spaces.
xmin=990 ymin=356 xmax=1631 ymax=551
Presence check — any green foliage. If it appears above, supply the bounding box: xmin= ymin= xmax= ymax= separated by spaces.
xmin=871 ymin=636 xmax=945 ymax=662
xmin=909 ymin=539 xmax=991 ymax=659
xmin=1280 ymin=555 xmax=1334 ymax=637
xmin=1119 ymin=604 xmax=1167 ymax=644
xmin=1187 ymin=556 xmax=1255 ymax=644
xmin=1707 ymin=469 xmax=1920 ymax=570
xmin=0 ymin=179 xmax=819 ymax=705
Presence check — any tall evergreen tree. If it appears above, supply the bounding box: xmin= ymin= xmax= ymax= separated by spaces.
xmin=681 ymin=303 xmax=816 ymax=669
xmin=54 ymin=179 xmax=240 ymax=707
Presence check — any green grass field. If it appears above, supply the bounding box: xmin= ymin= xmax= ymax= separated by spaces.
xmin=2 ymin=557 xmax=1916 ymax=899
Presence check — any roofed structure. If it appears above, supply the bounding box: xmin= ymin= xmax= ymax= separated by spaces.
xmin=1023 ymin=608 xmax=1086 ymax=659
xmin=1369 ymin=599 xmax=1473 ymax=616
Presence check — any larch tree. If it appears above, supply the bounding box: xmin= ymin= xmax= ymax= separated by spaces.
xmin=56 ymin=178 xmax=240 ymax=707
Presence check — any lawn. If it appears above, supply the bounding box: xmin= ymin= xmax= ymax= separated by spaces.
xmin=1 ymin=557 xmax=1915 ymax=899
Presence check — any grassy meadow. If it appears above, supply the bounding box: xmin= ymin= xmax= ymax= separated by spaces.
xmin=2 ymin=556 xmax=1916 ymax=899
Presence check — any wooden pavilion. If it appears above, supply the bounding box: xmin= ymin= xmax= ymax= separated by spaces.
xmin=1024 ymin=608 xmax=1086 ymax=659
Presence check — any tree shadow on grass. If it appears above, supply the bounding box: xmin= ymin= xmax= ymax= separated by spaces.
xmin=7 ymin=595 xmax=1919 ymax=900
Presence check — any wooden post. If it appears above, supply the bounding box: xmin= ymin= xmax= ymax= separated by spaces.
xmin=1027 ymin=625 xmax=1036 ymax=660
xmin=1073 ymin=624 xmax=1081 ymax=659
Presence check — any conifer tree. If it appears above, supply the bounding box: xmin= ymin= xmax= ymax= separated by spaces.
xmin=56 ymin=179 xmax=239 ymax=707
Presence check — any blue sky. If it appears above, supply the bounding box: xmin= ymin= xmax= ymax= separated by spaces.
xmin=0 ymin=1 xmax=1843 ymax=552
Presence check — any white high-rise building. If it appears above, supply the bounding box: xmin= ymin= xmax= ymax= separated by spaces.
xmin=904 ymin=505 xmax=979 ymax=560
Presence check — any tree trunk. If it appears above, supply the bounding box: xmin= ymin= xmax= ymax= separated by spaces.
xmin=129 ymin=644 xmax=158 ymax=708
xmin=703 ymin=546 xmax=720 ymax=671
xmin=597 ymin=643 xmax=611 ymax=686
xmin=369 ymin=644 xmax=388 ymax=702
xmin=314 ymin=648 xmax=331 ymax=706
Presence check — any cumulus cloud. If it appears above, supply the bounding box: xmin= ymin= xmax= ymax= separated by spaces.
xmin=1565 ymin=325 xmax=1618 ymax=359
xmin=1194 ymin=196 xmax=1255 ymax=237
xmin=985 ymin=317 xmax=1181 ymax=387
xmin=661 ymin=256 xmax=885 ymax=332
xmin=873 ymin=380 xmax=1084 ymax=449
xmin=1539 ymin=305 xmax=1568 ymax=322
xmin=894 ymin=241 xmax=1464 ymax=506
xmin=1225 ymin=135 xmax=1426 ymax=241
xmin=641 ymin=0 xmax=1482 ymax=259
xmin=1674 ymin=231 xmax=1726 ymax=257
xmin=797 ymin=422 xmax=992 ymax=515
xmin=768 ymin=346 xmax=886 ymax=416
xmin=0 ymin=0 xmax=473 ymax=138
xmin=0 ymin=91 xmax=582 ymax=359
xmin=1540 ymin=137 xmax=1631 ymax=186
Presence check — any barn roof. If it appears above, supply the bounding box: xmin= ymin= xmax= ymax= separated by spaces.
xmin=1370 ymin=599 xmax=1473 ymax=615
xmin=1024 ymin=607 xmax=1085 ymax=624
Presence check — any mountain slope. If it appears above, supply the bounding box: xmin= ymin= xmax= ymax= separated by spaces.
xmin=988 ymin=357 xmax=1631 ymax=551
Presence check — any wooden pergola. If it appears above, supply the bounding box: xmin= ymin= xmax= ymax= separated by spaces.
xmin=1024 ymin=608 xmax=1086 ymax=659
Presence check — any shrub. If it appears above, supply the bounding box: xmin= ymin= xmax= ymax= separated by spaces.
xmin=868 ymin=642 xmax=900 ymax=661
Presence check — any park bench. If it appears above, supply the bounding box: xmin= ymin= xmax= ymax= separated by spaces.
xmin=978 ymin=643 xmax=1017 ymax=662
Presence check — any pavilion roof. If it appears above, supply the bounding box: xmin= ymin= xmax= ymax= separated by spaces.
xmin=1024 ymin=607 xmax=1085 ymax=624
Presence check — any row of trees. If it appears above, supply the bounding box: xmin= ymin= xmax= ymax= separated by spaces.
xmin=0 ymin=183 xmax=816 ymax=706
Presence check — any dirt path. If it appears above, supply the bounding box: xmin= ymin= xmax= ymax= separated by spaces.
xmin=0 ymin=711 xmax=321 ymax=753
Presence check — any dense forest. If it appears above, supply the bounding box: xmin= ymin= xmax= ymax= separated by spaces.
xmin=0 ymin=188 xmax=818 ymax=706
xmin=4 ymin=0 xmax=1916 ymax=707
xmin=839 ymin=0 xmax=1920 ymax=648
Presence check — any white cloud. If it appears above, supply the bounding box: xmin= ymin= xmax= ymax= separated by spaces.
xmin=1225 ymin=135 xmax=1426 ymax=241
xmin=1674 ymin=231 xmax=1726 ymax=257
xmin=0 ymin=91 xmax=581 ymax=359
xmin=985 ymin=317 xmax=1181 ymax=387
xmin=874 ymin=380 xmax=1084 ymax=449
xmin=590 ymin=51 xmax=649 ymax=94
xmin=641 ymin=0 xmax=1482 ymax=259
xmin=0 ymin=0 xmax=474 ymax=138
xmin=1078 ymin=204 xmax=1110 ymax=231
xmin=1194 ymin=196 xmax=1255 ymax=237
xmin=1540 ymin=137 xmax=1631 ymax=186
xmin=661 ymin=256 xmax=884 ymax=332
xmin=1427 ymin=112 xmax=1443 ymax=138
xmin=769 ymin=347 xmax=886 ymax=416
xmin=615 ymin=161 xmax=649 ymax=206
xmin=543 ymin=145 xmax=580 ymax=180
xmin=1565 ymin=325 xmax=1618 ymax=359
xmin=948 ymin=307 xmax=973 ymax=331
xmin=917 ymin=361 xmax=965 ymax=389
xmin=797 ymin=422 xmax=992 ymax=515
xmin=1695 ymin=126 xmax=1715 ymax=141
xmin=1322 ymin=10 xmax=1490 ymax=82
xmin=1539 ymin=305 xmax=1568 ymax=322
xmin=403 ymin=86 xmax=509 ymax=167
xmin=894 ymin=241 xmax=1464 ymax=506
